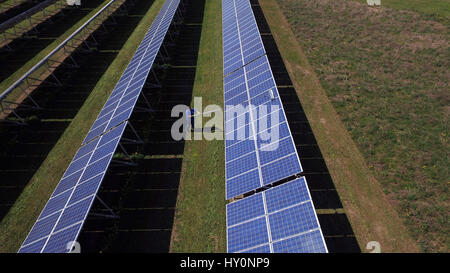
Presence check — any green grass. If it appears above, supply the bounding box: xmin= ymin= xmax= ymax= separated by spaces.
xmin=259 ymin=0 xmax=420 ymax=253
xmin=0 ymin=0 xmax=111 ymax=106
xmin=0 ymin=0 xmax=164 ymax=253
xmin=1 ymin=0 xmax=26 ymax=6
xmin=170 ymin=0 xmax=226 ymax=252
xmin=276 ymin=0 xmax=449 ymax=252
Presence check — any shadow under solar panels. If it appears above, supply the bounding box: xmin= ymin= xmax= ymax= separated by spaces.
xmin=82 ymin=0 xmax=182 ymax=145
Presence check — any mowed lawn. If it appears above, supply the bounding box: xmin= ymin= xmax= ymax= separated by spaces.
xmin=276 ymin=0 xmax=449 ymax=252
xmin=170 ymin=0 xmax=226 ymax=252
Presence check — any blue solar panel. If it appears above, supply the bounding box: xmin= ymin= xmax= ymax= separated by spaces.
xmin=22 ymin=211 xmax=61 ymax=246
xmin=54 ymin=196 xmax=94 ymax=232
xmin=225 ymin=122 xmax=254 ymax=142
xmin=226 ymin=168 xmax=260 ymax=199
xmin=81 ymin=0 xmax=181 ymax=145
xmin=18 ymin=238 xmax=47 ymax=253
xmin=64 ymin=152 xmax=92 ymax=178
xmin=51 ymin=169 xmax=83 ymax=197
xmin=90 ymin=140 xmax=117 ymax=163
xmin=222 ymin=0 xmax=265 ymax=76
xmin=223 ymin=0 xmax=327 ymax=254
xmin=79 ymin=154 xmax=114 ymax=182
xmin=226 ymin=151 xmax=258 ymax=179
xmin=225 ymin=139 xmax=254 ymax=162
xmin=272 ymin=230 xmax=327 ymax=253
xmin=227 ymin=193 xmax=265 ymax=226
xmin=258 ymin=138 xmax=297 ymax=166
xmin=39 ymin=190 xmax=72 ymax=219
xmin=68 ymin=174 xmax=103 ymax=205
xmin=227 ymin=217 xmax=268 ymax=253
xmin=260 ymin=154 xmax=302 ymax=186
xmin=223 ymin=64 xmax=303 ymax=199
xmin=226 ymin=177 xmax=327 ymax=253
xmin=255 ymin=122 xmax=291 ymax=148
xmin=19 ymin=0 xmax=183 ymax=253
xmin=19 ymin=122 xmax=126 ymax=253
xmin=264 ymin=177 xmax=310 ymax=213
xmin=42 ymin=223 xmax=83 ymax=253
xmin=98 ymin=121 xmax=127 ymax=146
xmin=241 ymin=244 xmax=271 ymax=253
xmin=269 ymin=202 xmax=319 ymax=241
xmin=223 ymin=0 xmax=303 ymax=199
xmin=73 ymin=137 xmax=99 ymax=161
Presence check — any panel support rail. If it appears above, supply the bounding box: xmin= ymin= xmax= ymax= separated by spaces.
xmin=0 ymin=0 xmax=130 ymax=124
xmin=0 ymin=0 xmax=67 ymax=50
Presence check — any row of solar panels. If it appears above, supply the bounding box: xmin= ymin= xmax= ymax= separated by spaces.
xmin=222 ymin=0 xmax=328 ymax=253
xmin=82 ymin=0 xmax=181 ymax=145
xmin=223 ymin=0 xmax=302 ymax=200
xmin=18 ymin=0 xmax=181 ymax=253
xmin=227 ymin=178 xmax=327 ymax=253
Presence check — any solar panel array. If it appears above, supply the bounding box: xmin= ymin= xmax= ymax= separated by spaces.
xmin=222 ymin=0 xmax=265 ymax=76
xmin=222 ymin=0 xmax=327 ymax=253
xmin=18 ymin=0 xmax=181 ymax=253
xmin=226 ymin=178 xmax=327 ymax=253
xmin=18 ymin=122 xmax=127 ymax=253
xmin=82 ymin=0 xmax=181 ymax=145
xmin=223 ymin=0 xmax=302 ymax=200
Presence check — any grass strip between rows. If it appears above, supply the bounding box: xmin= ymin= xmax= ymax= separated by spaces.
xmin=0 ymin=0 xmax=28 ymax=14
xmin=170 ymin=0 xmax=226 ymax=253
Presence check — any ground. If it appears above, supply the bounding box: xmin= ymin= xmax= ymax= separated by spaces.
xmin=272 ymin=0 xmax=449 ymax=252
xmin=170 ymin=0 xmax=226 ymax=252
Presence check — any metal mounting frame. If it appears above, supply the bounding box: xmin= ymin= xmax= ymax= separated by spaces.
xmin=88 ymin=196 xmax=119 ymax=219
xmin=0 ymin=0 xmax=132 ymax=123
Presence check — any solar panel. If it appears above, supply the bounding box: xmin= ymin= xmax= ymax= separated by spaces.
xmin=19 ymin=0 xmax=182 ymax=253
xmin=226 ymin=177 xmax=327 ymax=253
xmin=18 ymin=122 xmax=127 ymax=253
xmin=81 ymin=0 xmax=181 ymax=145
xmin=222 ymin=0 xmax=302 ymax=200
xmin=222 ymin=0 xmax=266 ymax=76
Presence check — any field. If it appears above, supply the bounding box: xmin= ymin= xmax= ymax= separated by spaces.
xmin=274 ymin=0 xmax=449 ymax=252
xmin=0 ymin=0 xmax=447 ymax=253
